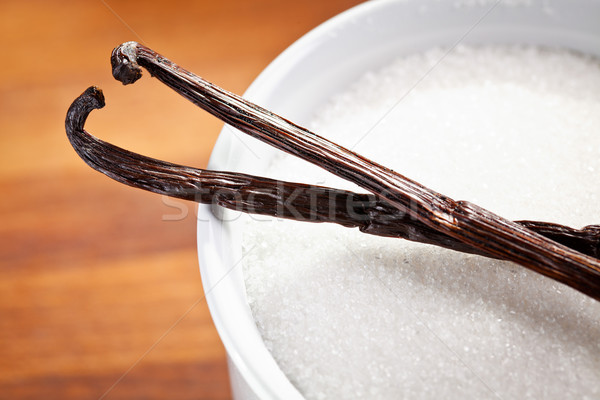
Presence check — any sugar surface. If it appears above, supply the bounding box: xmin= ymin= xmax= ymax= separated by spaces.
xmin=242 ymin=45 xmax=600 ymax=399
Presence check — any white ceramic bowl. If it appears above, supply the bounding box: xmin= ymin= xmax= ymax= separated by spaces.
xmin=197 ymin=1 xmax=600 ymax=399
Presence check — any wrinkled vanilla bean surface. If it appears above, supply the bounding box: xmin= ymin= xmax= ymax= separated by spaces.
xmin=65 ymin=41 xmax=600 ymax=301
xmin=109 ymin=41 xmax=600 ymax=300
xmin=64 ymin=87 xmax=600 ymax=264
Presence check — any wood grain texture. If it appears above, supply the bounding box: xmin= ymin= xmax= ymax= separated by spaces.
xmin=0 ymin=1 xmax=364 ymax=399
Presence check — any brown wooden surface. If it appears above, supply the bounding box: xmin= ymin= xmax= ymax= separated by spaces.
xmin=0 ymin=1 xmax=363 ymax=399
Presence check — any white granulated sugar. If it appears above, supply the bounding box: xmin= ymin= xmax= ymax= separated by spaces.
xmin=242 ymin=45 xmax=600 ymax=399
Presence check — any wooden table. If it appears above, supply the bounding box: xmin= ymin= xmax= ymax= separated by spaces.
xmin=0 ymin=1 xmax=363 ymax=398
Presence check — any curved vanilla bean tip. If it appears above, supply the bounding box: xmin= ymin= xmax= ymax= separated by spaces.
xmin=65 ymin=86 xmax=105 ymax=136
xmin=65 ymin=86 xmax=111 ymax=176
xmin=111 ymin=41 xmax=143 ymax=85
xmin=65 ymin=86 xmax=204 ymax=198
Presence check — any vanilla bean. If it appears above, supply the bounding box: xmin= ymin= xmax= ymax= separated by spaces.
xmin=109 ymin=41 xmax=600 ymax=300
xmin=66 ymin=87 xmax=600 ymax=266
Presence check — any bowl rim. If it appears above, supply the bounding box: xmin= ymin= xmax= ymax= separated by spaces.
xmin=198 ymin=2 xmax=389 ymax=398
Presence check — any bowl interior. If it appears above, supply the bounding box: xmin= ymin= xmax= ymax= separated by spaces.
xmin=198 ymin=1 xmax=600 ymax=398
